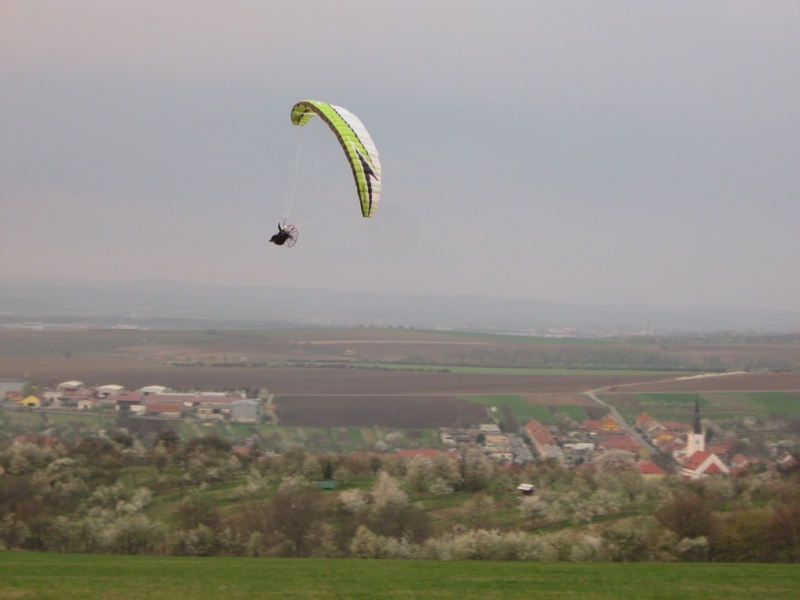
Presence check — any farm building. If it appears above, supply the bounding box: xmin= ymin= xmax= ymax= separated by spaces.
xmin=144 ymin=402 xmax=182 ymax=418
xmin=57 ymin=380 xmax=84 ymax=393
xmin=541 ymin=445 xmax=565 ymax=464
xmin=196 ymin=397 xmax=239 ymax=420
xmin=77 ymin=398 xmax=97 ymax=410
xmin=112 ymin=392 xmax=146 ymax=413
xmin=96 ymin=384 xmax=124 ymax=398
xmin=16 ymin=395 xmax=41 ymax=408
xmin=231 ymin=399 xmax=261 ymax=422
xmin=0 ymin=378 xmax=28 ymax=401
xmin=140 ymin=385 xmax=169 ymax=395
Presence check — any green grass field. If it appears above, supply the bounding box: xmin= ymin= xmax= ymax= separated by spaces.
xmin=603 ymin=391 xmax=800 ymax=423
xmin=553 ymin=405 xmax=592 ymax=422
xmin=461 ymin=394 xmax=592 ymax=427
xmin=0 ymin=552 xmax=798 ymax=600
xmin=460 ymin=394 xmax=555 ymax=426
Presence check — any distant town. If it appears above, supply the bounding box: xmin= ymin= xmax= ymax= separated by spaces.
xmin=3 ymin=377 xmax=795 ymax=482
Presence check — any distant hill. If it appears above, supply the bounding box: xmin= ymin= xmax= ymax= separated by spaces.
xmin=1 ymin=277 xmax=799 ymax=334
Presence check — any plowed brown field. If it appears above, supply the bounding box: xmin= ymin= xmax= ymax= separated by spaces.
xmin=0 ymin=356 xmax=667 ymax=394
xmin=276 ymin=396 xmax=487 ymax=428
xmin=4 ymin=357 xmax=800 ymax=396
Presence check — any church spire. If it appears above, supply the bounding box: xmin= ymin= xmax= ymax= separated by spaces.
xmin=686 ymin=398 xmax=705 ymax=455
xmin=692 ymin=399 xmax=702 ymax=434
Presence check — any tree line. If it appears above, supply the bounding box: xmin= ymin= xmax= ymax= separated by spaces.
xmin=1 ymin=429 xmax=798 ymax=562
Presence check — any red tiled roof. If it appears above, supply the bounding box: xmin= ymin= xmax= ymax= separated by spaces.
xmin=661 ymin=421 xmax=691 ymax=432
xmin=525 ymin=420 xmax=554 ymax=445
xmin=61 ymin=390 xmax=94 ymax=399
xmin=703 ymin=462 xmax=725 ymax=475
xmin=146 ymin=394 xmax=198 ymax=403
xmin=637 ymin=460 xmax=665 ymax=475
xmin=730 ymin=454 xmax=750 ymax=467
xmin=110 ymin=392 xmax=144 ymax=402
xmin=683 ymin=451 xmax=712 ymax=470
xmin=600 ymin=434 xmax=642 ymax=451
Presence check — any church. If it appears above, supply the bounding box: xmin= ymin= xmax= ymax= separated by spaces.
xmin=676 ymin=400 xmax=730 ymax=480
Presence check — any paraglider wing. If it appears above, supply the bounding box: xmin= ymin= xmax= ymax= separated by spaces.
xmin=290 ymin=100 xmax=382 ymax=218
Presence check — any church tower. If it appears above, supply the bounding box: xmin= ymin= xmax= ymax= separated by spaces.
xmin=686 ymin=399 xmax=705 ymax=455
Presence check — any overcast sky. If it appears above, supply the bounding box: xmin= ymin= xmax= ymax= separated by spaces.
xmin=2 ymin=1 xmax=799 ymax=311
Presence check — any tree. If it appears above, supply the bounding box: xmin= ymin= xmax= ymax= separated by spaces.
xmin=459 ymin=447 xmax=495 ymax=492
xmin=265 ymin=478 xmax=326 ymax=557
xmin=175 ymin=495 xmax=221 ymax=532
xmin=655 ymin=493 xmax=716 ymax=540
xmin=594 ymin=450 xmax=643 ymax=497
xmin=366 ymin=472 xmax=431 ymax=543
xmin=406 ymin=457 xmax=435 ymax=493
xmin=763 ymin=503 xmax=800 ymax=563
xmin=712 ymin=509 xmax=771 ymax=562
xmin=601 ymin=517 xmax=663 ymax=562
xmin=21 ymin=381 xmax=38 ymax=398
xmin=154 ymin=428 xmax=181 ymax=452
xmin=458 ymin=492 xmax=494 ymax=530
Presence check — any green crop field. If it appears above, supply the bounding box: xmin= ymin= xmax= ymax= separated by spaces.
xmin=635 ymin=393 xmax=708 ymax=406
xmin=746 ymin=392 xmax=800 ymax=414
xmin=1 ymin=552 xmax=798 ymax=600
xmin=463 ymin=395 xmax=592 ymax=427
xmin=553 ymin=405 xmax=592 ymax=422
xmin=461 ymin=394 xmax=555 ymax=426
xmin=601 ymin=391 xmax=800 ymax=423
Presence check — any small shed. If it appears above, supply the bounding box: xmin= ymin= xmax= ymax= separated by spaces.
xmin=516 ymin=483 xmax=535 ymax=496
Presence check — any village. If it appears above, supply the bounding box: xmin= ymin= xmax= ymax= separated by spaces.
xmin=3 ymin=377 xmax=796 ymax=484
xmin=4 ymin=379 xmax=263 ymax=423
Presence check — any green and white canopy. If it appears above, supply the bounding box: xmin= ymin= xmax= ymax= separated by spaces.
xmin=290 ymin=100 xmax=382 ymax=218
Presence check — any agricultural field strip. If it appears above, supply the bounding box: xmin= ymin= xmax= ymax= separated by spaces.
xmin=352 ymin=364 xmax=686 ymax=376
xmin=299 ymin=340 xmax=500 ymax=344
xmin=587 ymin=370 xmax=755 ymax=394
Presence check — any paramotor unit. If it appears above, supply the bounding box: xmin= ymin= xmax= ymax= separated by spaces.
xmin=269 ymin=223 xmax=298 ymax=248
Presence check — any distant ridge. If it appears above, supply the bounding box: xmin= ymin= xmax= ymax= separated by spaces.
xmin=1 ymin=277 xmax=799 ymax=334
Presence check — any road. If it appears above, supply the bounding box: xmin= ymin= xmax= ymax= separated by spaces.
xmin=580 ymin=370 xmax=755 ymax=454
xmin=582 ymin=390 xmax=655 ymax=452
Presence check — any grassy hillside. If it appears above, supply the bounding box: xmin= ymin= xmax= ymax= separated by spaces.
xmin=1 ymin=552 xmax=799 ymax=600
